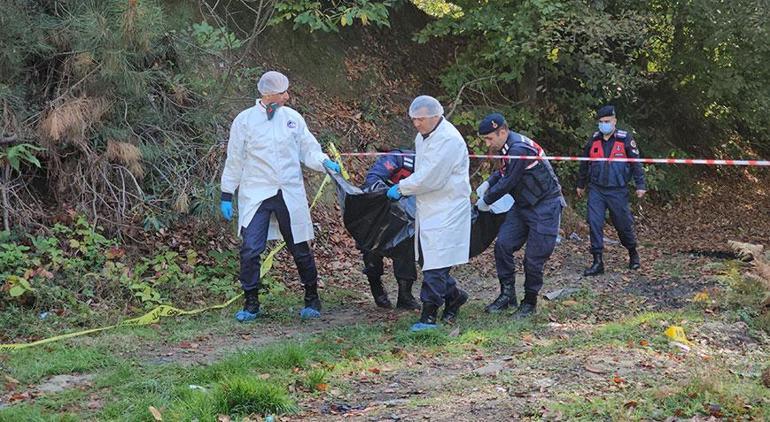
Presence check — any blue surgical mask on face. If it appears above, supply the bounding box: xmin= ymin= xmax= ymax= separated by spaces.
xmin=598 ymin=122 xmax=614 ymax=135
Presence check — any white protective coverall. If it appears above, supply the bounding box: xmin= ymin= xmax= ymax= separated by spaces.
xmin=221 ymin=101 xmax=330 ymax=242
xmin=399 ymin=118 xmax=471 ymax=271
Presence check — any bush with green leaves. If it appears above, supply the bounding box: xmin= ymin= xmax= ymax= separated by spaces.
xmin=0 ymin=215 xmax=240 ymax=323
xmin=272 ymin=0 xmax=394 ymax=32
xmin=414 ymin=0 xmax=769 ymax=192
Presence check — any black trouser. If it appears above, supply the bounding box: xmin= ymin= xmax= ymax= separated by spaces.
xmin=587 ymin=185 xmax=637 ymax=253
xmin=360 ymin=238 xmax=417 ymax=282
xmin=240 ymin=191 xmax=318 ymax=291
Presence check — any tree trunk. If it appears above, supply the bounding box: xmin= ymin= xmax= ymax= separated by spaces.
xmin=2 ymin=163 xmax=10 ymax=231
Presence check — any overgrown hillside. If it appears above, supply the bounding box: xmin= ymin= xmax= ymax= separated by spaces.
xmin=0 ymin=1 xmax=438 ymax=233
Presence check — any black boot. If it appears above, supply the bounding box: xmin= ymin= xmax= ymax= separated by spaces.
xmin=235 ymin=288 xmax=260 ymax=322
xmin=396 ymin=279 xmax=420 ymax=310
xmin=628 ymin=248 xmax=641 ymax=270
xmin=583 ymin=252 xmax=604 ymax=276
xmin=368 ymin=276 xmax=392 ymax=308
xmin=410 ymin=303 xmax=439 ymax=331
xmin=484 ymin=280 xmax=517 ymax=313
xmin=512 ymin=293 xmax=537 ymax=320
xmin=441 ymin=288 xmax=469 ymax=324
xmin=300 ymin=283 xmax=322 ymax=319
xmin=244 ymin=288 xmax=260 ymax=313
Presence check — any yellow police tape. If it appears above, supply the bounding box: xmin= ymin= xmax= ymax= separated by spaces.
xmin=0 ymin=145 xmax=344 ymax=352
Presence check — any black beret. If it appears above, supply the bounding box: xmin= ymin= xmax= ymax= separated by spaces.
xmin=597 ymin=105 xmax=616 ymax=119
xmin=478 ymin=113 xmax=507 ymax=135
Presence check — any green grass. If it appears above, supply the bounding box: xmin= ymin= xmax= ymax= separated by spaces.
xmin=0 ymin=405 xmax=81 ymax=422
xmin=215 ymin=376 xmax=298 ymax=415
xmin=2 ymin=344 xmax=115 ymax=384
xmin=1 ymin=281 xmax=767 ymax=421
xmin=192 ymin=343 xmax=312 ymax=385
xmin=718 ymin=261 xmax=770 ymax=335
xmin=652 ymin=257 xmax=686 ymax=278
xmin=550 ymin=369 xmax=770 ymax=421
xmin=303 ymin=368 xmax=329 ymax=392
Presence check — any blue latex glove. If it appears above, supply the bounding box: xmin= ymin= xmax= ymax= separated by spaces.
xmin=220 ymin=200 xmax=233 ymax=221
xmin=476 ymin=197 xmax=490 ymax=212
xmin=323 ymin=159 xmax=341 ymax=173
xmin=386 ymin=184 xmax=402 ymax=200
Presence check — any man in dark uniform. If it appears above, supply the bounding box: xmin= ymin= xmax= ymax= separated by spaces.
xmin=358 ymin=149 xmax=420 ymax=310
xmin=475 ymin=113 xmax=565 ymax=319
xmin=577 ymin=105 xmax=646 ymax=276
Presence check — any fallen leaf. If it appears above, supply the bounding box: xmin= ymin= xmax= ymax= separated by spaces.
xmin=664 ymin=325 xmax=691 ymax=345
xmin=584 ymin=365 xmax=606 ymax=375
xmin=105 ymin=246 xmax=126 ymax=260
xmin=670 ymin=341 xmax=691 ymax=352
xmin=707 ymin=403 xmax=723 ymax=418
xmin=179 ymin=341 xmax=199 ymax=350
xmin=217 ymin=415 xmax=231 ymax=422
xmin=149 ymin=405 xmax=163 ymax=421
xmin=315 ymin=383 xmax=329 ymax=392
xmin=259 ymin=373 xmax=271 ymax=379
xmin=9 ymin=392 xmax=30 ymax=402
xmin=87 ymin=398 xmax=103 ymax=410
xmin=693 ymin=291 xmax=710 ymax=303
xmin=624 ymin=400 xmax=638 ymax=409
xmin=368 ymin=367 xmax=381 ymax=374
xmin=639 ymin=339 xmax=649 ymax=347
xmin=613 ymin=375 xmax=625 ymax=384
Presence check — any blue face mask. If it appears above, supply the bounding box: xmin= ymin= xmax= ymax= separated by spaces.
xmin=598 ymin=122 xmax=614 ymax=135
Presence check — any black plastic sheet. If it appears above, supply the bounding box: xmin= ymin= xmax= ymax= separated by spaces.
xmin=330 ymin=172 xmax=506 ymax=259
xmin=469 ymin=207 xmax=507 ymax=258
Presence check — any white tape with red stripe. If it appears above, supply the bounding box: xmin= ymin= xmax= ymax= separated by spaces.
xmin=339 ymin=152 xmax=770 ymax=166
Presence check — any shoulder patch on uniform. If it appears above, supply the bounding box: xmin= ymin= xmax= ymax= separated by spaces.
xmin=287 ymin=120 xmax=297 ymax=129
xmin=616 ymin=130 xmax=627 ymax=138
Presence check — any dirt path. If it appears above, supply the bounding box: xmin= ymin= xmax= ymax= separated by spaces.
xmin=281 ymin=243 xmax=769 ymax=420
xmin=138 ymin=306 xmax=415 ymax=366
xmin=137 ymin=239 xmax=724 ymax=367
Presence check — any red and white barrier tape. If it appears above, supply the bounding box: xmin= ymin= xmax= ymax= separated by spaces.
xmin=339 ymin=152 xmax=770 ymax=167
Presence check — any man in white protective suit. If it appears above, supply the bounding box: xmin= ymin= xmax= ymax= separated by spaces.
xmin=385 ymin=95 xmax=472 ymax=332
xmin=220 ymin=71 xmax=342 ymax=322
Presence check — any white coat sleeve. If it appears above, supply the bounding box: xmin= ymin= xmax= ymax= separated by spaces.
xmin=399 ymin=137 xmax=459 ymax=196
xmin=221 ymin=117 xmax=245 ymax=194
xmin=296 ymin=116 xmax=329 ymax=172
